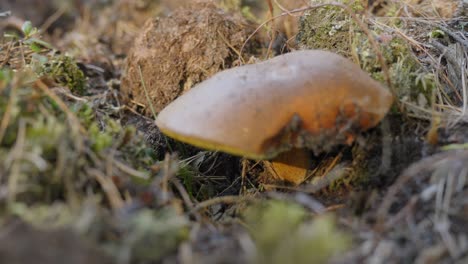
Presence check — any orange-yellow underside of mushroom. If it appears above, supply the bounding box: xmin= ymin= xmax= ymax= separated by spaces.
xmin=156 ymin=50 xmax=393 ymax=184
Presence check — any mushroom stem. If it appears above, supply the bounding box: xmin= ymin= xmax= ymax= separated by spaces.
xmin=265 ymin=148 xmax=311 ymax=185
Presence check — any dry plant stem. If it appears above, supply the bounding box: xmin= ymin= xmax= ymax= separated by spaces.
xmin=0 ymin=40 xmax=14 ymax=68
xmin=431 ymin=41 xmax=462 ymax=79
xmin=240 ymin=158 xmax=248 ymax=195
xmin=437 ymin=25 xmax=468 ymax=49
xmin=39 ymin=4 xmax=67 ymax=33
xmin=51 ymin=87 xmax=89 ymax=102
xmin=19 ymin=40 xmax=26 ymax=67
xmin=34 ymin=80 xmax=86 ymax=149
xmin=274 ymin=0 xmax=304 ymax=15
xmin=265 ymin=0 xmax=277 ymax=58
xmin=267 ymin=0 xmax=274 ymax=15
xmin=325 ymin=203 xmax=346 ymax=211
xmin=105 ymin=147 xmax=118 ymax=193
xmin=5 ymin=119 xmax=26 ymax=203
xmin=217 ymin=30 xmax=245 ymax=64
xmin=240 ymin=2 xmax=394 ymax=96
xmin=303 ymin=162 xmax=348 ymax=193
xmin=113 ymin=159 xmax=149 ymax=179
xmin=266 ymin=191 xmax=326 ymax=213
xmin=171 ymin=178 xmax=201 ymax=221
xmin=0 ymin=82 xmax=16 ymax=144
xmin=240 ymin=5 xmax=327 ymax=56
xmin=311 ymin=152 xmax=342 ymax=182
xmin=137 ymin=64 xmax=158 ymax=120
xmin=89 ymin=168 xmax=125 ymax=210
xmin=399 ymin=17 xmax=468 ymax=48
xmin=461 ymin=55 xmax=467 ymax=117
xmin=160 ymin=153 xmax=178 ymax=203
xmin=161 ymin=153 xmax=171 ymax=201
xmin=370 ymin=19 xmax=437 ymax=62
xmin=57 ymin=137 xmax=80 ymax=210
xmin=379 ymin=118 xmax=392 ymax=173
xmin=383 ymin=195 xmax=418 ymax=229
xmin=375 ymin=151 xmax=466 ymax=228
xmin=190 ymin=195 xmax=249 ymax=214
xmin=263 ymin=162 xmax=348 ymax=193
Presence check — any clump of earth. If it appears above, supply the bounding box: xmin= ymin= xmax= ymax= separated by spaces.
xmin=120 ymin=2 xmax=260 ymax=115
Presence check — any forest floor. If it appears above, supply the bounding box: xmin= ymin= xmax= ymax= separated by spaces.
xmin=0 ymin=0 xmax=467 ymax=263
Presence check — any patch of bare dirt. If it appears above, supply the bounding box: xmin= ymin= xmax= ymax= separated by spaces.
xmin=120 ymin=2 xmax=260 ymax=115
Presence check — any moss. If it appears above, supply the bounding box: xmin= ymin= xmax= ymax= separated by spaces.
xmin=107 ymin=208 xmax=189 ymax=262
xmin=0 ymin=67 xmax=158 ymax=202
xmin=297 ymin=0 xmax=436 ymax=107
xmin=356 ymin=34 xmax=436 ymax=102
xmin=297 ymin=0 xmax=365 ymax=57
xmin=244 ymin=200 xmax=350 ymax=264
xmin=9 ymin=202 xmax=74 ymax=228
xmin=39 ymin=54 xmax=86 ymax=95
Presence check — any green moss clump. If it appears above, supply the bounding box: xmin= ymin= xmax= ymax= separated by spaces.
xmin=39 ymin=55 xmax=86 ymax=95
xmin=297 ymin=0 xmax=435 ymax=106
xmin=355 ymin=34 xmax=435 ymax=102
xmin=297 ymin=0 xmax=365 ymax=57
xmin=244 ymin=200 xmax=350 ymax=264
xmin=104 ymin=208 xmax=189 ymax=262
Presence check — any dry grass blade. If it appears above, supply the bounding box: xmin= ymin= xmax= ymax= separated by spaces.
xmin=190 ymin=195 xmax=250 ymax=214
xmin=0 ymin=82 xmax=16 ymax=144
xmin=34 ymin=79 xmax=86 ymax=148
xmin=376 ymin=150 xmax=468 ymax=228
xmin=5 ymin=119 xmax=26 ymax=203
xmin=89 ymin=168 xmax=125 ymax=210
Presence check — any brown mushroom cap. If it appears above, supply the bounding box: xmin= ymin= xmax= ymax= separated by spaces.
xmin=156 ymin=50 xmax=393 ymax=160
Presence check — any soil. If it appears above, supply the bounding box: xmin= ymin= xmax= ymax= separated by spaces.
xmin=120 ymin=2 xmax=260 ymax=115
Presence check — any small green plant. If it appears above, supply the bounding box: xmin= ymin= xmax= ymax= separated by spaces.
xmin=39 ymin=55 xmax=86 ymax=95
xmin=20 ymin=21 xmax=53 ymax=52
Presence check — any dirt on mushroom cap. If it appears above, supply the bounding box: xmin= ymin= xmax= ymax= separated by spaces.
xmin=156 ymin=50 xmax=393 ymax=160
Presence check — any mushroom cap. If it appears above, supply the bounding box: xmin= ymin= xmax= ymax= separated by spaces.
xmin=156 ymin=50 xmax=393 ymax=160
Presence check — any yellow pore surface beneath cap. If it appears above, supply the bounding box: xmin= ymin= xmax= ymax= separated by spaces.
xmin=156 ymin=50 xmax=393 ymax=160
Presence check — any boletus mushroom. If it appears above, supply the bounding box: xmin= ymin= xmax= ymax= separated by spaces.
xmin=156 ymin=50 xmax=393 ymax=184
